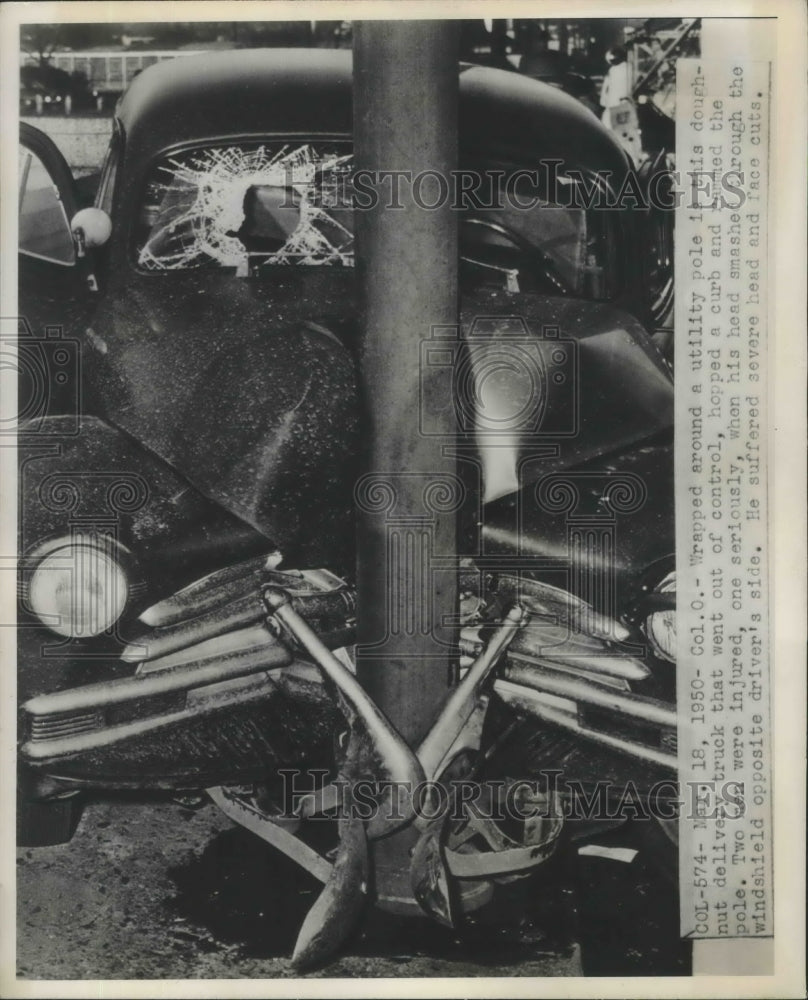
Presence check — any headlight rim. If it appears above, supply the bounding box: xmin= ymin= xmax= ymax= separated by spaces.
xmin=621 ymin=555 xmax=676 ymax=664
xmin=21 ymin=532 xmax=133 ymax=639
xmin=644 ymin=568 xmax=677 ymax=664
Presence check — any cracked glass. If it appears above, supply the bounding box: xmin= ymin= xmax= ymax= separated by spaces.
xmin=135 ymin=142 xmax=354 ymax=272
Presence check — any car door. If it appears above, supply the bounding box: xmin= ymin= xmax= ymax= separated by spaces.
xmin=18 ymin=123 xmax=93 ymax=425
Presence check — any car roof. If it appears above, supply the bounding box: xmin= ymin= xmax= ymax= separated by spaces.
xmin=117 ymin=47 xmax=629 ymax=179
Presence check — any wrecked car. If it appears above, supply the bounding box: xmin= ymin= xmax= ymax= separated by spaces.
xmin=16 ymin=48 xmax=678 ymax=965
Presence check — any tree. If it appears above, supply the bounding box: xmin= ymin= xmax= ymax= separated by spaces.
xmin=20 ymin=24 xmax=63 ymax=66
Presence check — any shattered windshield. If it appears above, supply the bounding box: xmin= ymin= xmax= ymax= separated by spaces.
xmin=134 ymin=142 xmax=617 ymax=299
xmin=135 ymin=142 xmax=354 ymax=272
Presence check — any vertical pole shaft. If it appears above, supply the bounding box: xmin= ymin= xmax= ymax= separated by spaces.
xmin=354 ymin=21 xmax=459 ymax=746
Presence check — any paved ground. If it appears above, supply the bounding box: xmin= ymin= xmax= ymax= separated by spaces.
xmin=16 ymin=795 xmax=585 ymax=981
xmin=16 ymin=792 xmax=689 ymax=982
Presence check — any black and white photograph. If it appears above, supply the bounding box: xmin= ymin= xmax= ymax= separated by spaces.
xmin=1 ymin=3 xmax=804 ymax=995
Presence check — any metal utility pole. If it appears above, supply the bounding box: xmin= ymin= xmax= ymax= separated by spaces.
xmin=354 ymin=20 xmax=460 ymax=910
xmin=354 ymin=20 xmax=459 ymax=742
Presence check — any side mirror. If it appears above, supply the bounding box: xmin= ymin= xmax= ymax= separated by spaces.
xmin=70 ymin=208 xmax=112 ymax=293
xmin=71 ymin=207 xmax=112 ymax=250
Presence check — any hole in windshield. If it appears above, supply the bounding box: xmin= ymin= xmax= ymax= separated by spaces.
xmin=135 ymin=143 xmax=354 ymax=272
xmin=134 ymin=142 xmax=618 ymax=299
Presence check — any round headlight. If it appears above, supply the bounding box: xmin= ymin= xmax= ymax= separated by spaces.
xmin=645 ymin=570 xmax=676 ymax=663
xmin=27 ymin=537 xmax=128 ymax=637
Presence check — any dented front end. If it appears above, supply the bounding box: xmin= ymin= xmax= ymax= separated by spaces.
xmin=20 ymin=551 xmax=676 ymax=791
xmin=19 ymin=287 xmax=675 ymax=789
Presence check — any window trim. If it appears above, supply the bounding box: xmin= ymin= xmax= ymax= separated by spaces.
xmin=18 ymin=146 xmax=76 ymax=268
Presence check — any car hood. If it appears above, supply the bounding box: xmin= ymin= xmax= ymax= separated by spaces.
xmin=480 ymin=439 xmax=675 ymax=605
xmin=84 ymin=274 xmax=671 ymax=560
xmin=84 ymin=269 xmax=361 ymax=571
xmin=458 ymin=290 xmax=673 ymax=503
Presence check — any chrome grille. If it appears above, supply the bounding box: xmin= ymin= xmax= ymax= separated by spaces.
xmin=29 ymin=710 xmax=104 ymax=741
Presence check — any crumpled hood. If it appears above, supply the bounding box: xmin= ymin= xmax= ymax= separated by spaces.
xmin=458 ymin=291 xmax=673 ymax=502
xmin=83 ymin=272 xmax=670 ymax=566
xmin=84 ymin=269 xmax=360 ymax=571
